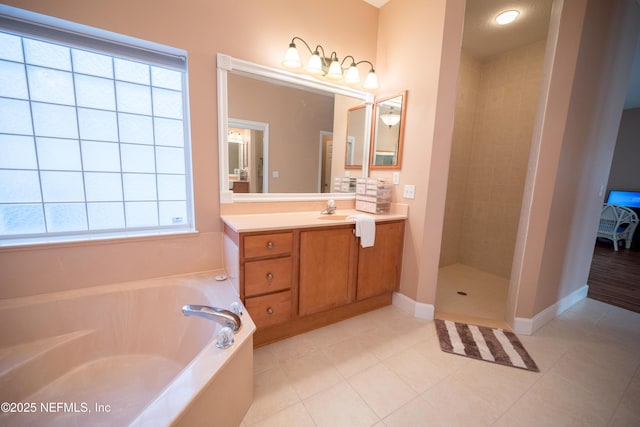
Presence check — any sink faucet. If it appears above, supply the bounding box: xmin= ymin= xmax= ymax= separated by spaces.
xmin=181 ymin=305 xmax=241 ymax=332
xmin=321 ymin=199 xmax=336 ymax=215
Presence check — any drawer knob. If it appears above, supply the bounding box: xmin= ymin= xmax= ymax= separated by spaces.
xmin=266 ymin=272 xmax=274 ymax=281
xmin=266 ymin=241 xmax=274 ymax=249
xmin=266 ymin=307 xmax=274 ymax=315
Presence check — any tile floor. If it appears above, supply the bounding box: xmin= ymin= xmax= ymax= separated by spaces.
xmin=436 ymin=263 xmax=510 ymax=329
xmin=241 ymin=298 xmax=640 ymax=426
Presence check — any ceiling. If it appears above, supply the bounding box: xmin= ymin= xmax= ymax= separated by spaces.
xmin=461 ymin=0 xmax=553 ymax=59
xmin=362 ymin=0 xmax=640 ymax=109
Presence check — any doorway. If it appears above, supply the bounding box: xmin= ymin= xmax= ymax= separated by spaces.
xmin=436 ymin=0 xmax=553 ymax=328
xmin=319 ymin=131 xmax=333 ymax=193
xmin=228 ymin=119 xmax=268 ymax=193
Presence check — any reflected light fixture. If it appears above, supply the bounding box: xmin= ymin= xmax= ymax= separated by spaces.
xmin=380 ymin=108 xmax=401 ymax=127
xmin=282 ymin=36 xmax=379 ymax=90
xmin=228 ymin=131 xmax=244 ymax=144
xmin=495 ymin=10 xmax=520 ymax=25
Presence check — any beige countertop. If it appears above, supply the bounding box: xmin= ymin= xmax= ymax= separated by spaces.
xmin=221 ymin=208 xmax=408 ymax=233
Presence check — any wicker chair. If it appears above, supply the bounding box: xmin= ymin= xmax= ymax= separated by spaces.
xmin=597 ymin=204 xmax=639 ymax=251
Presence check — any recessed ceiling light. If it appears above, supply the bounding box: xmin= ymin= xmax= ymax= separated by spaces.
xmin=495 ymin=10 xmax=520 ymax=25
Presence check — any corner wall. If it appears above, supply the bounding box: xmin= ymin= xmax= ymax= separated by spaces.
xmin=374 ymin=0 xmax=465 ymax=306
xmin=511 ymin=0 xmax=640 ymax=322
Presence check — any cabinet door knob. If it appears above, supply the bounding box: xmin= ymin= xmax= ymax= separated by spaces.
xmin=266 ymin=241 xmax=274 ymax=249
xmin=266 ymin=307 xmax=274 ymax=315
xmin=266 ymin=272 xmax=274 ymax=281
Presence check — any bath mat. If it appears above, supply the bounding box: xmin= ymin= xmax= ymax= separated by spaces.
xmin=434 ymin=319 xmax=539 ymax=372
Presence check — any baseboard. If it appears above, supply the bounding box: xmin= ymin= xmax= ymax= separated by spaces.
xmin=513 ymin=284 xmax=589 ymax=335
xmin=392 ymin=292 xmax=435 ymax=320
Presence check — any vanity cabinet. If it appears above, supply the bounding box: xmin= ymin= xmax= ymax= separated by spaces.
xmin=224 ymin=218 xmax=405 ymax=346
xmin=356 ymin=221 xmax=405 ymax=300
xmin=298 ymin=227 xmax=357 ymax=316
xmin=240 ymin=232 xmax=295 ymax=329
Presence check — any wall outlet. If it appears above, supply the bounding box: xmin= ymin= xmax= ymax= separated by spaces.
xmin=272 ymin=170 xmax=279 ymax=178
xmin=393 ymin=172 xmax=400 ymax=185
xmin=345 ymin=171 xmax=350 ymax=177
xmin=403 ymin=184 xmax=416 ymax=199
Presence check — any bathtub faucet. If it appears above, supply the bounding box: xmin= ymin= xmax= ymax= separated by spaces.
xmin=181 ymin=305 xmax=241 ymax=333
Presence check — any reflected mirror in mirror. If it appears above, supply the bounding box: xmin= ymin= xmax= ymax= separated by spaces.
xmin=345 ymin=105 xmax=367 ymax=169
xmin=370 ymin=91 xmax=407 ymax=169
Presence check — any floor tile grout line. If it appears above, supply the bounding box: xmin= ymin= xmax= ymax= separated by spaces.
xmin=604 ymin=362 xmax=640 ymax=427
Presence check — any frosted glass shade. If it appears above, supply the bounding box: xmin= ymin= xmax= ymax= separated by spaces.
xmin=305 ymin=53 xmax=324 ymax=75
xmin=363 ymin=70 xmax=379 ymax=90
xmin=282 ymin=45 xmax=302 ymax=69
xmin=344 ymin=65 xmax=360 ymax=84
xmin=380 ymin=113 xmax=401 ymax=127
xmin=326 ymin=59 xmax=343 ymax=80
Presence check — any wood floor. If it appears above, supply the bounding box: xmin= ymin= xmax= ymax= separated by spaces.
xmin=587 ymin=239 xmax=640 ymax=313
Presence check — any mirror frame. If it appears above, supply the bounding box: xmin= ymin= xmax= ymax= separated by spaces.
xmin=217 ymin=53 xmax=374 ymax=203
xmin=369 ymin=90 xmax=407 ymax=170
xmin=344 ymin=104 xmax=368 ymax=170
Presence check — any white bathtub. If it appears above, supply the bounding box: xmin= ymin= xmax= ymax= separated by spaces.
xmin=0 ymin=271 xmax=255 ymax=426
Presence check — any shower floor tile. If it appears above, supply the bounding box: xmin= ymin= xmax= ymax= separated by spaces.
xmin=435 ymin=263 xmax=510 ymax=329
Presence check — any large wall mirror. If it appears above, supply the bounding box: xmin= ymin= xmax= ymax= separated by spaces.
xmin=345 ymin=105 xmax=367 ymax=169
xmin=217 ymin=53 xmax=374 ymax=203
xmin=370 ymin=91 xmax=407 ymax=170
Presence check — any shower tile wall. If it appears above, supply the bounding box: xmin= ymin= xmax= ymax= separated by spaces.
xmin=442 ymin=40 xmax=546 ymax=278
xmin=440 ymin=52 xmax=481 ymax=267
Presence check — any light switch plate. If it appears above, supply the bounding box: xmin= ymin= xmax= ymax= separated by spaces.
xmin=403 ymin=184 xmax=415 ymax=199
xmin=393 ymin=172 xmax=400 ymax=184
xmin=272 ymin=171 xmax=279 ymax=178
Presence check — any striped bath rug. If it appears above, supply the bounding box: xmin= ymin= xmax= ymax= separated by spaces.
xmin=434 ymin=319 xmax=539 ymax=372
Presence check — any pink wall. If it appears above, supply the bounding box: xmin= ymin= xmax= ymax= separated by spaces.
xmin=0 ymin=0 xmax=378 ymax=299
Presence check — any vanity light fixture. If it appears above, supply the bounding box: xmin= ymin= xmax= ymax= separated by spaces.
xmin=282 ymin=36 xmax=379 ymax=90
xmin=495 ymin=10 xmax=520 ymax=25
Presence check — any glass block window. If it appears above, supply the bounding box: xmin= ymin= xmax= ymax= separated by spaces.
xmin=0 ymin=6 xmax=194 ymax=246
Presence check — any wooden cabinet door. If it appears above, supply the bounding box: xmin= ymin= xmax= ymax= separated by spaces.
xmin=356 ymin=221 xmax=405 ymax=300
xmin=299 ymin=227 xmax=356 ymax=316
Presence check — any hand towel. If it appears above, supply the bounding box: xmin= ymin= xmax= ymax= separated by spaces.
xmin=348 ymin=214 xmax=376 ymax=248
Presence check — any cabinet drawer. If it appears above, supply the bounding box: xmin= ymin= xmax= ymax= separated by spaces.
xmin=243 ymin=232 xmax=293 ymax=259
xmin=245 ymin=257 xmax=292 ymax=297
xmin=245 ymin=290 xmax=292 ymax=328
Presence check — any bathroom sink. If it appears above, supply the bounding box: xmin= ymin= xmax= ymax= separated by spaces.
xmin=317 ymin=215 xmax=350 ymax=220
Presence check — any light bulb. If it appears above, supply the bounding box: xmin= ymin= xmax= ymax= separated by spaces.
xmin=495 ymin=10 xmax=519 ymax=25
